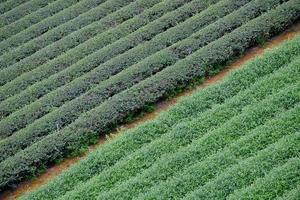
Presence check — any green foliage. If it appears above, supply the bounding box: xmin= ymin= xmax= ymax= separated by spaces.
xmin=0 ymin=0 xmax=280 ymax=142
xmin=0 ymin=0 xmax=299 ymax=195
xmin=0 ymin=0 xmax=57 ymax=28
xmin=184 ymin=131 xmax=300 ymax=199
xmin=0 ymin=0 xmax=29 ymax=15
xmin=0 ymin=0 xmax=206 ymax=105
xmin=227 ymin=157 xmax=300 ymax=200
xmin=0 ymin=0 xmax=193 ymax=108
xmin=0 ymin=0 xmax=79 ymax=39
xmin=0 ymin=0 xmax=112 ymax=56
xmin=95 ymin=77 xmax=300 ymax=200
xmin=0 ymin=0 xmax=135 ymax=76
xmin=140 ymin=99 xmax=300 ymax=199
xmin=0 ymin=0 xmax=225 ymax=138
xmin=20 ymin=35 xmax=300 ymax=200
xmin=276 ymin=185 xmax=300 ymax=200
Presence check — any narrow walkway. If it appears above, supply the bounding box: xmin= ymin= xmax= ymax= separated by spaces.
xmin=2 ymin=22 xmax=300 ymax=200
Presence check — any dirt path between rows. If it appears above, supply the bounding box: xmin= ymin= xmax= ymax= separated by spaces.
xmin=1 ymin=22 xmax=300 ymax=200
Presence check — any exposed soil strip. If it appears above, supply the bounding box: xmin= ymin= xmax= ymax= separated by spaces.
xmin=1 ymin=22 xmax=300 ymax=200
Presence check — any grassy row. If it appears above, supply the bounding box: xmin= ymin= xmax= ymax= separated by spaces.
xmin=50 ymin=0 xmax=300 ymax=145
xmin=0 ymin=0 xmax=81 ymax=43
xmin=0 ymin=0 xmax=245 ymax=140
xmin=0 ymin=0 xmax=57 ymax=28
xmin=183 ymin=130 xmax=300 ymax=200
xmin=0 ymin=1 xmax=298 ymax=189
xmin=227 ymin=157 xmax=300 ymax=200
xmin=0 ymin=0 xmax=109 ymax=57
xmin=0 ymin=34 xmax=300 ymax=181
xmin=58 ymin=60 xmax=300 ymax=200
xmin=0 ymin=0 xmax=132 ymax=73
xmin=0 ymin=0 xmax=187 ymax=103
xmin=94 ymin=83 xmax=299 ymax=200
xmin=276 ymin=185 xmax=300 ymax=200
xmin=0 ymin=0 xmax=28 ymax=15
xmin=19 ymin=35 xmax=299 ymax=200
xmin=0 ymin=0 xmax=289 ymax=164
xmin=62 ymin=0 xmax=299 ymax=140
xmin=139 ymin=104 xmax=300 ymax=199
xmin=0 ymin=0 xmax=225 ymax=137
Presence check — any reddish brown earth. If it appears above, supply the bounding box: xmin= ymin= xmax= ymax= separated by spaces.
xmin=1 ymin=22 xmax=300 ymax=200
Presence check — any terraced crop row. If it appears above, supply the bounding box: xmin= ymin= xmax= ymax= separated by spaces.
xmin=0 ymin=0 xmax=300 ymax=195
xmin=0 ymin=0 xmax=111 ymax=57
xmin=0 ymin=0 xmax=81 ymax=42
xmin=0 ymin=0 xmax=131 ymax=70
xmin=0 ymin=0 xmax=294 ymax=140
xmin=98 ymin=91 xmax=300 ymax=200
xmin=19 ymin=35 xmax=300 ymax=199
xmin=0 ymin=0 xmax=286 ymax=162
xmin=0 ymin=0 xmax=166 ymax=101
xmin=60 ymin=64 xmax=300 ymax=200
xmin=0 ymin=0 xmax=300 ymax=190
xmin=0 ymin=0 xmax=57 ymax=28
xmin=21 ymin=39 xmax=300 ymax=199
xmin=227 ymin=156 xmax=300 ymax=200
xmin=184 ymin=130 xmax=300 ymax=200
xmin=0 ymin=0 xmax=247 ymax=141
xmin=0 ymin=0 xmax=204 ymax=108
xmin=1 ymin=0 xmax=284 ymax=163
xmin=140 ymin=105 xmax=300 ymax=200
xmin=276 ymin=185 xmax=300 ymax=199
xmin=0 ymin=0 xmax=29 ymax=15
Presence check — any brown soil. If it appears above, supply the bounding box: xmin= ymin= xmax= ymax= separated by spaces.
xmin=1 ymin=22 xmax=300 ymax=200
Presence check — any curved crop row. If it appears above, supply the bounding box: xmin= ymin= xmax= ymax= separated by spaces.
xmin=0 ymin=0 xmax=29 ymax=15
xmin=0 ymin=0 xmax=109 ymax=57
xmin=227 ymin=157 xmax=300 ymax=200
xmin=139 ymin=104 xmax=300 ymax=199
xmin=0 ymin=0 xmax=241 ymax=138
xmin=0 ymin=0 xmax=289 ymax=165
xmin=93 ymin=84 xmax=299 ymax=200
xmin=29 ymin=0 xmax=297 ymax=153
xmin=0 ymin=0 xmax=131 ymax=71
xmin=58 ymin=62 xmax=300 ymax=200
xmin=276 ymin=185 xmax=300 ymax=200
xmin=3 ymin=23 xmax=295 ymax=167
xmin=0 ymin=0 xmax=56 ymax=28
xmin=0 ymin=0 xmax=81 ymax=43
xmin=0 ymin=0 xmax=186 ymax=102
xmin=0 ymin=1 xmax=298 ymax=189
xmin=184 ymin=130 xmax=300 ymax=200
xmin=20 ymin=35 xmax=300 ymax=200
xmin=0 ymin=0 xmax=225 ymax=136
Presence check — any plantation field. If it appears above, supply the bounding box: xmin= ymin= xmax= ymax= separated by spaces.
xmin=0 ymin=0 xmax=299 ymax=194
xmin=19 ymin=35 xmax=300 ymax=200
